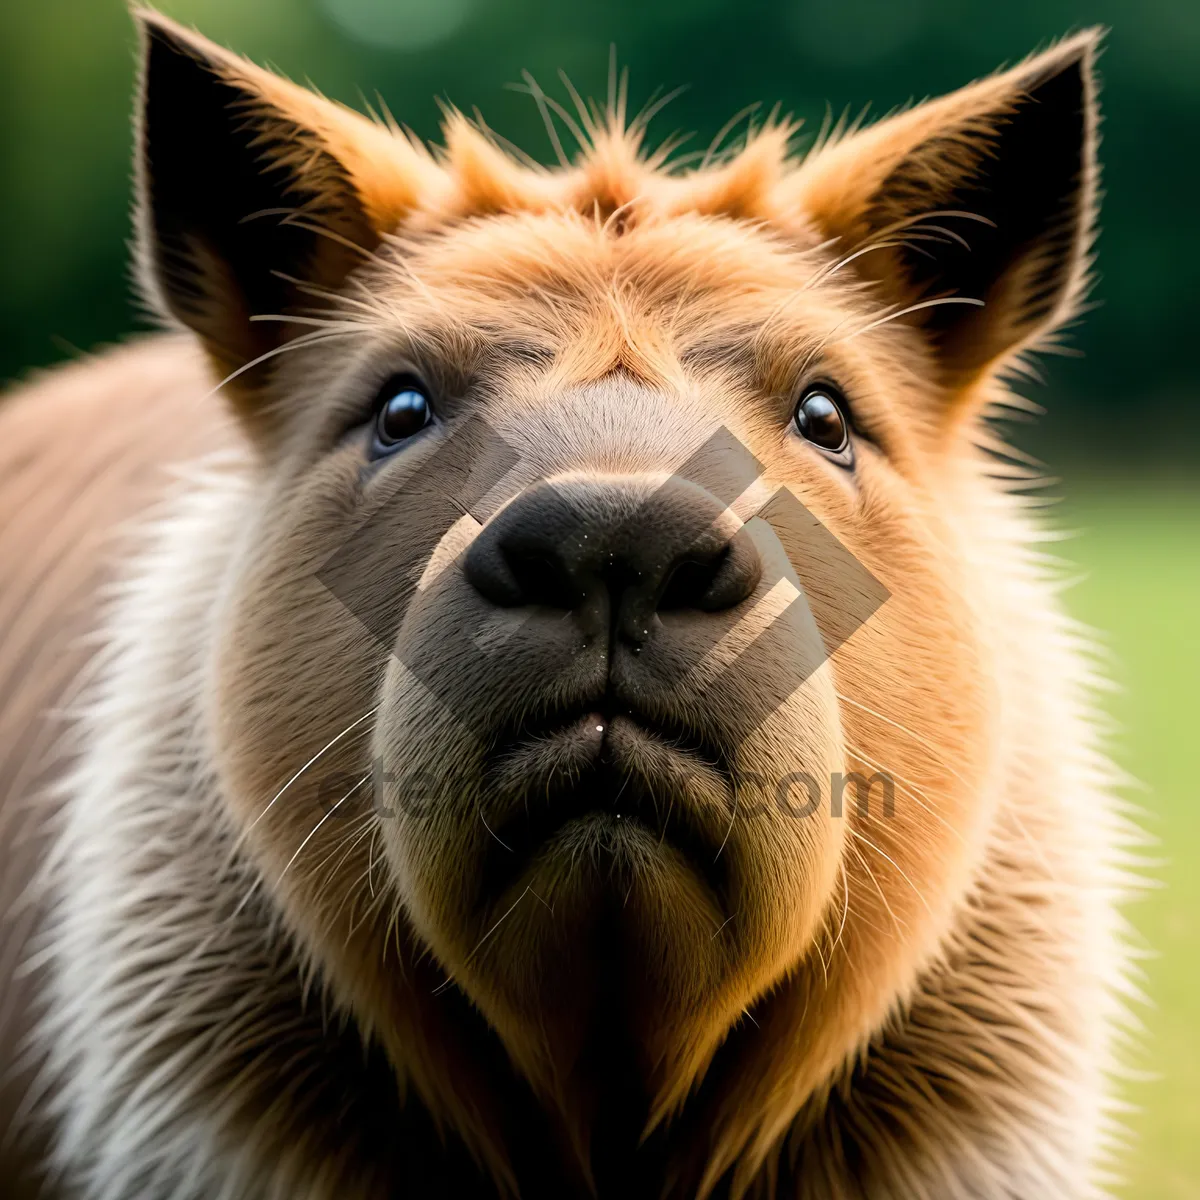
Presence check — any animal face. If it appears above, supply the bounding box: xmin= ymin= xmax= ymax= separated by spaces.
xmin=136 ymin=14 xmax=1097 ymax=1189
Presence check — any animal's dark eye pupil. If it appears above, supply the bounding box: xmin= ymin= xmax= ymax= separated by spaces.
xmin=795 ymin=390 xmax=848 ymax=451
xmin=376 ymin=386 xmax=429 ymax=446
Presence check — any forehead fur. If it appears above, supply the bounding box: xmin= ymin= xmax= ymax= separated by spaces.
xmin=348 ymin=208 xmax=885 ymax=401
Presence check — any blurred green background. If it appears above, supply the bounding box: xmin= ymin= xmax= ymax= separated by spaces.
xmin=1 ymin=0 xmax=1195 ymax=1194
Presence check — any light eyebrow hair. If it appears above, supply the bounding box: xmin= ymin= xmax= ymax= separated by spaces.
xmin=678 ymin=328 xmax=763 ymax=374
xmin=678 ymin=322 xmax=832 ymax=391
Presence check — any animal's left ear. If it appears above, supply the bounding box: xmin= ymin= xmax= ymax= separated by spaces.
xmin=790 ymin=30 xmax=1101 ymax=386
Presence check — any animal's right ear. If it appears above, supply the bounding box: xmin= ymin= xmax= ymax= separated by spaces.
xmin=133 ymin=11 xmax=440 ymax=411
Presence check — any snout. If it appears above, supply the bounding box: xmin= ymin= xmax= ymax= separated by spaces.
xmin=376 ymin=459 xmax=846 ymax=1080
xmin=450 ymin=473 xmax=770 ymax=905
xmin=464 ymin=475 xmax=763 ymax=655
xmin=380 ymin=459 xmax=843 ymax=905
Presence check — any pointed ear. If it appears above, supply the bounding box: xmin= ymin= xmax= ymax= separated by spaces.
xmin=790 ymin=31 xmax=1100 ymax=385
xmin=133 ymin=11 xmax=441 ymax=398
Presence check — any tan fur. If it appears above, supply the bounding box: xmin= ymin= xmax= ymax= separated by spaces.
xmin=0 ymin=15 xmax=1141 ymax=1200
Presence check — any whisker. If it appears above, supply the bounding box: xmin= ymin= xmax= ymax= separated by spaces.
xmin=834 ymin=207 xmax=994 ymax=257
xmin=338 ymin=848 xmax=394 ymax=941
xmin=844 ymin=745 xmax=967 ymax=847
xmin=432 ymin=885 xmax=534 ymax=995
xmin=711 ymin=910 xmax=738 ymax=940
xmin=247 ymin=314 xmax=370 ymax=331
xmin=645 ymin=130 xmax=696 ymax=172
xmin=606 ymin=44 xmax=619 ymax=128
xmin=847 ymin=828 xmax=933 ymax=917
xmin=557 ymin=69 xmax=599 ymax=141
xmin=713 ymin=792 xmax=737 ymax=863
xmin=312 ymin=818 xmax=382 ymax=933
xmin=661 ymin=147 xmax=712 ymax=171
xmin=616 ymin=65 xmax=630 ymax=133
xmin=805 ymin=209 xmax=995 ymax=290
xmin=829 ymin=857 xmax=850 ymax=958
xmin=479 ymin=806 xmax=513 ymax=852
xmin=290 ymin=274 xmax=389 ymax=318
xmin=839 ymin=296 xmax=985 ymax=342
xmin=367 ymin=821 xmax=384 ymax=899
xmin=534 ymin=84 xmax=591 ymax=153
xmin=630 ymin=84 xmax=690 ymax=139
xmin=805 ymin=238 xmax=915 ymax=287
xmin=239 ymin=207 xmax=384 ymax=267
xmin=836 ymin=692 xmax=970 ymax=788
xmin=196 ymin=328 xmax=369 ymax=410
xmin=812 ymin=936 xmax=830 ymax=987
xmin=905 ymin=222 xmax=975 ymax=252
xmin=277 ymin=772 xmax=372 ymax=886
xmin=347 ymin=830 xmax=395 ymax=941
xmin=846 ymin=838 xmax=906 ymax=934
xmin=309 ymin=811 xmax=375 ymax=887
xmin=803 ymin=229 xmax=963 ymax=289
xmin=470 ymin=106 xmax=542 ymax=170
xmin=241 ymin=707 xmax=379 ymax=842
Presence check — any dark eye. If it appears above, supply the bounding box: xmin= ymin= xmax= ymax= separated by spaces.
xmin=372 ymin=376 xmax=431 ymax=452
xmin=793 ymin=385 xmax=850 ymax=456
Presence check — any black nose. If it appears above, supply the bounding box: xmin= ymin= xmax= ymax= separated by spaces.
xmin=464 ymin=477 xmax=762 ymax=648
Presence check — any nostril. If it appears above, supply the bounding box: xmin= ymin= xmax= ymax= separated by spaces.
xmin=658 ymin=531 xmax=762 ymax=614
xmin=465 ymin=539 xmax=584 ymax=609
xmin=503 ymin=546 xmax=583 ymax=610
xmin=658 ymin=552 xmax=728 ymax=612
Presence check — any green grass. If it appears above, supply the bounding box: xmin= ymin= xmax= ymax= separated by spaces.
xmin=1059 ymin=483 xmax=1200 ymax=1198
